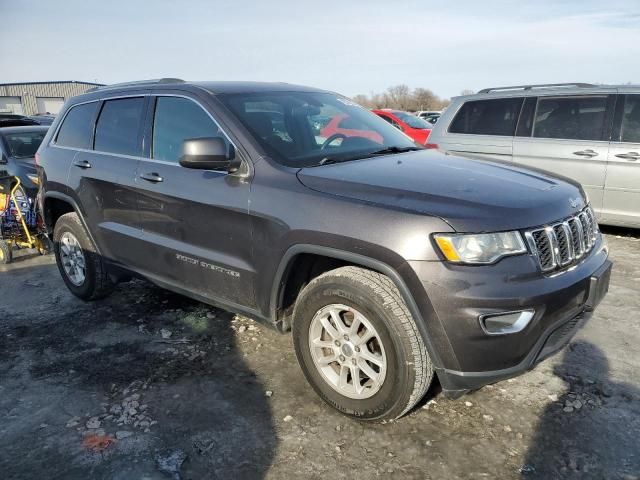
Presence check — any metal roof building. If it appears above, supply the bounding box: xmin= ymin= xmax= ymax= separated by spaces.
xmin=0 ymin=81 xmax=104 ymax=116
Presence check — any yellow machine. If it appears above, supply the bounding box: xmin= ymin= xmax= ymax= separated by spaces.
xmin=0 ymin=175 xmax=49 ymax=264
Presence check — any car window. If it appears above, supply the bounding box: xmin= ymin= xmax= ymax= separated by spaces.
xmin=533 ymin=96 xmax=607 ymax=141
xmin=4 ymin=131 xmax=47 ymax=158
xmin=392 ymin=111 xmax=431 ymax=129
xmin=153 ymin=96 xmax=227 ymax=163
xmin=94 ymin=97 xmax=145 ymax=156
xmin=449 ymin=98 xmax=523 ymax=136
xmin=376 ymin=113 xmax=402 ymax=130
xmin=220 ymin=91 xmax=416 ymax=167
xmin=619 ymin=95 xmax=640 ymax=143
xmin=56 ymin=102 xmax=99 ymax=149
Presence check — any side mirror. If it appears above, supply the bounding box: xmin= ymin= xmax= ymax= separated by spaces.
xmin=179 ymin=137 xmax=240 ymax=173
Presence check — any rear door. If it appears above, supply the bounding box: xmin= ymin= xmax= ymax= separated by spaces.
xmin=134 ymin=92 xmax=254 ymax=307
xmin=603 ymin=93 xmax=640 ymax=227
xmin=512 ymin=93 xmax=615 ymax=215
xmin=437 ymin=97 xmax=523 ymax=160
xmin=58 ymin=96 xmax=147 ymax=267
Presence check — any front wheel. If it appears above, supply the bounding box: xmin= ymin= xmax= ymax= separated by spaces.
xmin=292 ymin=266 xmax=433 ymax=421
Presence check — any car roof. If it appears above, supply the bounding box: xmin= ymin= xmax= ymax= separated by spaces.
xmin=0 ymin=125 xmax=49 ymax=134
xmin=454 ymin=83 xmax=622 ymax=101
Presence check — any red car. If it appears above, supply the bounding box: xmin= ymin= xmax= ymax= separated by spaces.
xmin=319 ymin=114 xmax=383 ymax=144
xmin=372 ymin=109 xmax=432 ymax=145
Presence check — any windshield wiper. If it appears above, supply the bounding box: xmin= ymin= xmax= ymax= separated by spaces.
xmin=366 ymin=146 xmax=422 ymax=156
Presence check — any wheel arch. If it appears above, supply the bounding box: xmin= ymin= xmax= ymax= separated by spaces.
xmin=270 ymin=244 xmax=445 ymax=369
xmin=43 ymin=192 xmax=101 ymax=255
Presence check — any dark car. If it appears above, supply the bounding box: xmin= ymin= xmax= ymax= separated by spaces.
xmin=37 ymin=79 xmax=611 ymax=421
xmin=0 ymin=113 xmax=40 ymax=128
xmin=0 ymin=125 xmax=49 ymax=195
xmin=28 ymin=114 xmax=56 ymax=126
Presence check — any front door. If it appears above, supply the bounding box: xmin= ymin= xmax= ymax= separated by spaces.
xmin=134 ymin=94 xmax=254 ymax=308
xmin=604 ymin=94 xmax=640 ymax=227
xmin=512 ymin=94 xmax=615 ymax=216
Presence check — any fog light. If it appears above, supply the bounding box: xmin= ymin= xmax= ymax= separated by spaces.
xmin=480 ymin=310 xmax=534 ymax=335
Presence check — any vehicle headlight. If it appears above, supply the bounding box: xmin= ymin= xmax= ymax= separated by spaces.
xmin=434 ymin=231 xmax=527 ymax=264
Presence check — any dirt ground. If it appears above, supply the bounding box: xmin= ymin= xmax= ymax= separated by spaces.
xmin=0 ymin=227 xmax=639 ymax=480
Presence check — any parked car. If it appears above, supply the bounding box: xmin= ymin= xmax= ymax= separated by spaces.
xmin=28 ymin=114 xmax=56 ymax=126
xmin=416 ymin=110 xmax=441 ymax=120
xmin=422 ymin=113 xmax=441 ymax=125
xmin=0 ymin=125 xmax=48 ymax=196
xmin=320 ymin=113 xmax=383 ymax=144
xmin=372 ymin=109 xmax=432 ymax=145
xmin=427 ymin=83 xmax=640 ymax=228
xmin=37 ymin=79 xmax=611 ymax=421
xmin=0 ymin=114 xmax=39 ymax=128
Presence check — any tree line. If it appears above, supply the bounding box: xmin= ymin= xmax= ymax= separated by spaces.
xmin=352 ymin=85 xmax=452 ymax=112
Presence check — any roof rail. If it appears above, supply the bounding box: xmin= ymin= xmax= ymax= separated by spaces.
xmin=87 ymin=78 xmax=185 ymax=92
xmin=477 ymin=83 xmax=596 ymax=94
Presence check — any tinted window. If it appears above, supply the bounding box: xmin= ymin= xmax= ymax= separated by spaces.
xmin=338 ymin=116 xmax=369 ymax=130
xmin=449 ymin=98 xmax=523 ymax=136
xmin=56 ymin=102 xmax=99 ymax=149
xmin=4 ymin=130 xmax=47 ymax=157
xmin=377 ymin=113 xmax=401 ymax=130
xmin=619 ymin=95 xmax=640 ymax=143
xmin=392 ymin=111 xmax=431 ymax=129
xmin=533 ymin=96 xmax=607 ymax=141
xmin=94 ymin=98 xmax=145 ymax=156
xmin=153 ymin=96 xmax=225 ymax=163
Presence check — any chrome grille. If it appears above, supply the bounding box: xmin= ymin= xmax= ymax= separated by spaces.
xmin=525 ymin=207 xmax=599 ymax=273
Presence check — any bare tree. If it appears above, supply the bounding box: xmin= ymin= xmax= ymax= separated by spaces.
xmin=351 ymin=85 xmax=450 ymax=111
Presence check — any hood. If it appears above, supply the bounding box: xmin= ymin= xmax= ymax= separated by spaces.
xmin=297 ymin=150 xmax=586 ymax=232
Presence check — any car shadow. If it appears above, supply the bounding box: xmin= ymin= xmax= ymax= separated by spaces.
xmin=522 ymin=341 xmax=640 ymax=478
xmin=0 ymin=262 xmax=277 ymax=479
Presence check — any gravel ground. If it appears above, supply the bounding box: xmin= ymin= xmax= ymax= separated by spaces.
xmin=0 ymin=227 xmax=639 ymax=480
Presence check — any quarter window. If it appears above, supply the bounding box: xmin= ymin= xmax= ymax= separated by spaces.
xmin=94 ymin=97 xmax=145 ymax=156
xmin=619 ymin=95 xmax=640 ymax=143
xmin=449 ymin=98 xmax=523 ymax=136
xmin=152 ymin=97 xmax=226 ymax=163
xmin=533 ymin=96 xmax=607 ymax=141
xmin=56 ymin=102 xmax=99 ymax=149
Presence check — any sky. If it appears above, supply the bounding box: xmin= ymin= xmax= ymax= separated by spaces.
xmin=1 ymin=0 xmax=639 ymax=99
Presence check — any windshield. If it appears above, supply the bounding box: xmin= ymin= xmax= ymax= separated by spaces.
xmin=4 ymin=130 xmax=47 ymax=158
xmin=392 ymin=111 xmax=432 ymax=130
xmin=219 ymin=92 xmax=419 ymax=167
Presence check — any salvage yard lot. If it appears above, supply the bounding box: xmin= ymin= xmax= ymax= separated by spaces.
xmin=0 ymin=228 xmax=639 ymax=480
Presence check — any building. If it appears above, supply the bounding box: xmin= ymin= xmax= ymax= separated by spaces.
xmin=0 ymin=81 xmax=103 ymax=116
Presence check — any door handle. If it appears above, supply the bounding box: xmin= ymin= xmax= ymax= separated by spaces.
xmin=73 ymin=160 xmax=91 ymax=169
xmin=614 ymin=152 xmax=640 ymax=161
xmin=140 ymin=172 xmax=163 ymax=183
xmin=573 ymin=149 xmax=599 ymax=158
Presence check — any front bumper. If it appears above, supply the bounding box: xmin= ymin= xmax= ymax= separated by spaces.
xmin=406 ymin=236 xmax=611 ymax=397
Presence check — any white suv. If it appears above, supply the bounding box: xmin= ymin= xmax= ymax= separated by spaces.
xmin=427 ymin=83 xmax=640 ymax=228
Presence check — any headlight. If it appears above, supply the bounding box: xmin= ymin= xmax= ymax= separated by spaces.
xmin=434 ymin=231 xmax=527 ymax=264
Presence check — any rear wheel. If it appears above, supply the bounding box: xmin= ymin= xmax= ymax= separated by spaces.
xmin=292 ymin=266 xmax=433 ymax=421
xmin=53 ymin=212 xmax=114 ymax=300
xmin=0 ymin=240 xmax=12 ymax=264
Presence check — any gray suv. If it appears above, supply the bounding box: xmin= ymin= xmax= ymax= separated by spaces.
xmin=428 ymin=83 xmax=640 ymax=228
xmin=37 ymin=79 xmax=611 ymax=421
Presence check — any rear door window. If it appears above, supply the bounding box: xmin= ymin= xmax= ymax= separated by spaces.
xmin=448 ymin=98 xmax=523 ymax=136
xmin=533 ymin=96 xmax=608 ymax=141
xmin=618 ymin=95 xmax=640 ymax=143
xmin=152 ymin=96 xmax=227 ymax=163
xmin=94 ymin=97 xmax=145 ymax=156
xmin=56 ymin=102 xmax=99 ymax=149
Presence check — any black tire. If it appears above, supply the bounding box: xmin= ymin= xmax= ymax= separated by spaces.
xmin=0 ymin=240 xmax=12 ymax=264
xmin=292 ymin=266 xmax=433 ymax=421
xmin=53 ymin=212 xmax=114 ymax=300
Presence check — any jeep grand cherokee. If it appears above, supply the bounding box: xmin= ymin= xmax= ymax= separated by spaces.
xmin=36 ymin=79 xmax=612 ymax=421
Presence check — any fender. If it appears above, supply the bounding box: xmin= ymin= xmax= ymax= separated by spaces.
xmin=270 ymin=244 xmax=445 ymax=370
xmin=43 ymin=191 xmax=102 ymax=255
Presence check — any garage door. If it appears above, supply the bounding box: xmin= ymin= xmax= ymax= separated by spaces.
xmin=0 ymin=96 xmax=24 ymax=114
xmin=36 ymin=97 xmax=64 ymax=114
